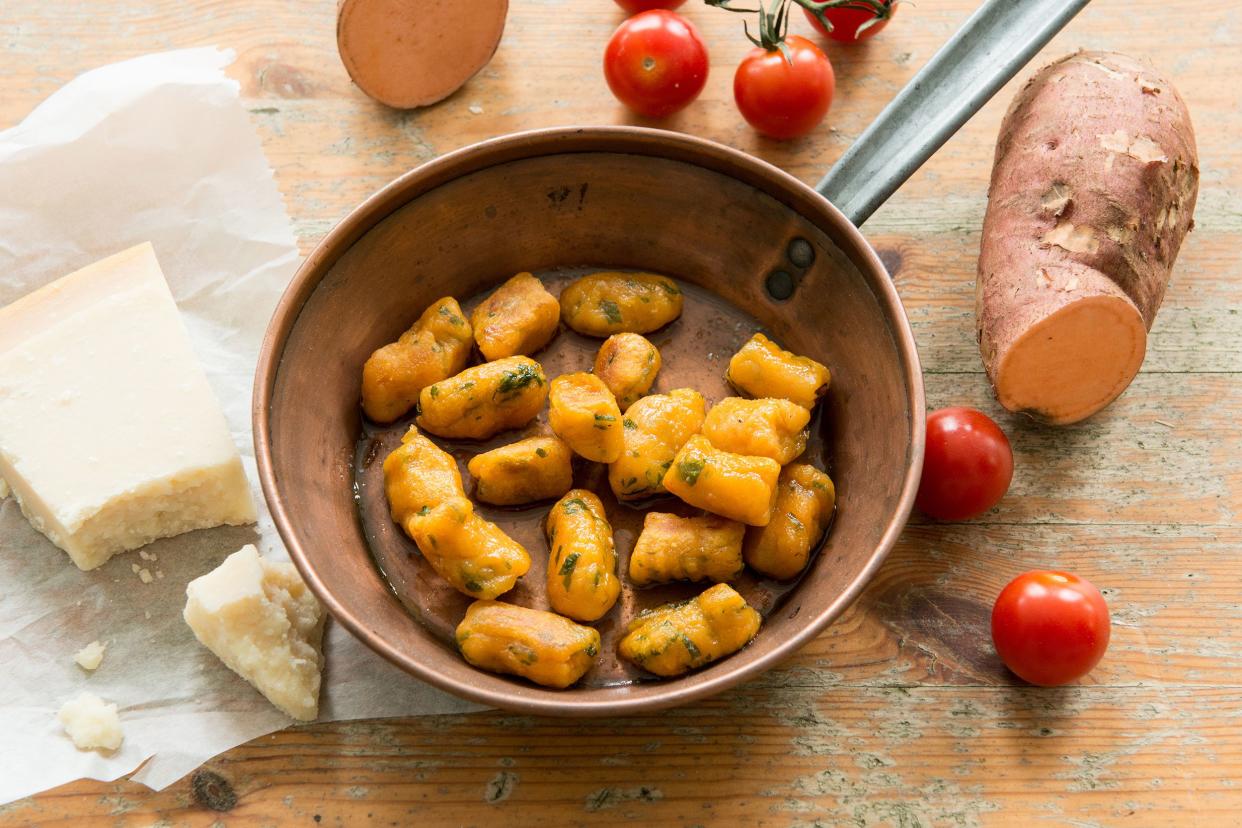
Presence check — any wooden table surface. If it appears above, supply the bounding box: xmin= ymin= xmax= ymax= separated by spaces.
xmin=4 ymin=0 xmax=1240 ymax=824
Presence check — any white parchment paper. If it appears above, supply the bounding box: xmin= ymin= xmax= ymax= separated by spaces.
xmin=0 ymin=48 xmax=481 ymax=806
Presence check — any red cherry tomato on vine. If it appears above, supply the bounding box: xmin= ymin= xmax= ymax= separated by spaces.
xmin=916 ymin=406 xmax=1013 ymax=520
xmin=733 ymin=36 xmax=835 ymax=140
xmin=991 ymin=571 xmax=1111 ymax=686
xmin=803 ymin=1 xmax=896 ymax=43
xmin=614 ymin=0 xmax=686 ymax=13
xmin=604 ymin=10 xmax=708 ymax=118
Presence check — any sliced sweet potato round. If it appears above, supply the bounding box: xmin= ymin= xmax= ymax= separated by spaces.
xmin=337 ymin=0 xmax=509 ymax=109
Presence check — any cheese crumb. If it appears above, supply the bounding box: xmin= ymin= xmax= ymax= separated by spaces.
xmin=184 ymin=545 xmax=325 ymax=720
xmin=468 ymin=104 xmax=484 ymax=115
xmin=144 ymin=610 xmax=151 ymax=619
xmin=138 ymin=568 xmax=153 ymax=584
xmin=74 ymin=640 xmax=108 ymax=671
xmin=131 ymin=563 xmax=141 ymax=573
xmin=58 ymin=691 xmax=123 ymax=751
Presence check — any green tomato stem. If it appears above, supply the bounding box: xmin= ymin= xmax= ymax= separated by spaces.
xmin=705 ymin=0 xmax=893 ymax=50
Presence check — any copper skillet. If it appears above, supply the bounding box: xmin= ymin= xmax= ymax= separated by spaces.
xmin=254 ymin=0 xmax=1089 ymax=715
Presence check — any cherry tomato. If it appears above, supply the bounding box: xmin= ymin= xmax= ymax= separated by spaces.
xmin=614 ymin=0 xmax=686 ymax=13
xmin=803 ymin=1 xmax=896 ymax=43
xmin=733 ymin=36 xmax=835 ymax=140
xmin=604 ymin=10 xmax=708 ymax=118
xmin=992 ymin=571 xmax=1111 ymax=686
xmin=916 ymin=406 xmax=1013 ymax=521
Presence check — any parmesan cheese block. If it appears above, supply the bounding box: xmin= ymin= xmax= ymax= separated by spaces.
xmin=0 ymin=244 xmax=256 ymax=570
xmin=58 ymin=691 xmax=123 ymax=751
xmin=184 ymin=545 xmax=325 ymax=721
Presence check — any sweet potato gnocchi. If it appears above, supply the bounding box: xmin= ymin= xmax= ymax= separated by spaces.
xmin=618 ymin=583 xmax=762 ymax=677
xmin=608 ymin=388 xmax=706 ymax=502
xmin=701 ymin=396 xmax=810 ymax=465
xmin=560 ymin=272 xmax=683 ymax=337
xmin=361 ymin=297 xmax=473 ymax=423
xmin=663 ymin=435 xmax=781 ymax=527
xmin=594 ymin=333 xmax=661 ymax=410
xmin=548 ymin=372 xmax=624 ymax=463
xmin=628 ymin=512 xmax=745 ymax=586
xmin=545 ymin=490 xmax=621 ymax=622
xmin=471 ymin=272 xmax=560 ymax=361
xmin=382 ymin=426 xmax=465 ymax=529
xmin=405 ymin=496 xmax=530 ymax=600
xmin=726 ymin=333 xmax=831 ymax=410
xmin=467 ymin=436 xmax=573 ymax=506
xmin=456 ymin=600 xmax=600 ymax=689
xmin=417 ymin=356 xmax=547 ymax=440
xmin=370 ymin=270 xmax=841 ymax=689
xmin=744 ymin=464 xmax=836 ymax=580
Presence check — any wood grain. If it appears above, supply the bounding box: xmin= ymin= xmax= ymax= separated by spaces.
xmin=2 ymin=0 xmax=1239 ymax=824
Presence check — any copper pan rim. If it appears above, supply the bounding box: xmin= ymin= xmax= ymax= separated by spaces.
xmin=253 ymin=125 xmax=926 ymax=716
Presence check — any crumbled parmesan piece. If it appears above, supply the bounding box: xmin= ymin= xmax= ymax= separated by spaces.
xmin=74 ymin=640 xmax=107 ymax=671
xmin=184 ymin=545 xmax=325 ymax=720
xmin=58 ymin=691 xmax=123 ymax=751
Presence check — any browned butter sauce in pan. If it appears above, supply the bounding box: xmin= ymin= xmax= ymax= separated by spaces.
xmin=353 ymin=267 xmax=836 ymax=688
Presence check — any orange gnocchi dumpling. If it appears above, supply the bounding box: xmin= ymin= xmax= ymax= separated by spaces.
xmin=700 ymin=396 xmax=810 ymax=465
xmin=470 ymin=273 xmax=560 ymax=361
xmin=382 ymin=426 xmax=465 ymax=528
xmin=405 ymin=497 xmax=530 ymax=600
xmin=559 ymin=272 xmax=683 ymax=337
xmin=726 ymin=333 xmax=830 ymax=410
xmin=608 ymin=388 xmax=706 ymax=501
xmin=594 ymin=333 xmax=661 ymax=410
xmin=544 ymin=490 xmax=621 ymax=622
xmin=628 ymin=512 xmax=745 ymax=586
xmin=417 ymin=356 xmax=547 ymax=440
xmin=548 ymin=372 xmax=624 ymax=463
xmin=467 ymin=436 xmax=573 ymax=506
xmin=745 ymin=464 xmax=836 ymax=580
xmin=618 ymin=583 xmax=761 ymax=677
xmin=663 ymin=435 xmax=780 ymax=526
xmin=361 ymin=297 xmax=473 ymax=423
xmin=456 ymin=600 xmax=600 ymax=689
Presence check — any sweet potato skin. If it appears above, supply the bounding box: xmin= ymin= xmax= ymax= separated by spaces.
xmin=976 ymin=51 xmax=1198 ymax=423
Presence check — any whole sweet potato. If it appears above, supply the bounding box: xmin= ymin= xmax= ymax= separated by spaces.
xmin=976 ymin=52 xmax=1198 ymax=424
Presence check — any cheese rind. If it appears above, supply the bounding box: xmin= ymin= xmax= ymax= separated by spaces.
xmin=58 ymin=691 xmax=123 ymax=751
xmin=0 ymin=244 xmax=256 ymax=570
xmin=184 ymin=545 xmax=325 ymax=721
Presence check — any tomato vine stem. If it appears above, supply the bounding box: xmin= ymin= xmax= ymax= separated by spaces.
xmin=705 ymin=0 xmax=893 ymax=52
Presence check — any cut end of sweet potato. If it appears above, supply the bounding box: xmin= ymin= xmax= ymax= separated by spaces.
xmin=994 ymin=295 xmax=1146 ymax=425
xmin=337 ymin=0 xmax=509 ymax=109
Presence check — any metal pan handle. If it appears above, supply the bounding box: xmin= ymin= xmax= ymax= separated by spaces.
xmin=816 ymin=0 xmax=1091 ymax=227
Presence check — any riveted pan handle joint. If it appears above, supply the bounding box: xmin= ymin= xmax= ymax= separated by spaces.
xmin=815 ymin=0 xmax=1092 ymax=228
